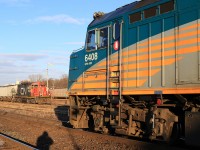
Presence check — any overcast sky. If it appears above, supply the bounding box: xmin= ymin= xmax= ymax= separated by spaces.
xmin=0 ymin=0 xmax=134 ymax=85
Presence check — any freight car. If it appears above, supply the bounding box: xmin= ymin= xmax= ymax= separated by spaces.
xmin=0 ymin=81 xmax=49 ymax=103
xmin=68 ymin=0 xmax=200 ymax=146
xmin=49 ymin=88 xmax=68 ymax=99
xmin=0 ymin=84 xmax=17 ymax=101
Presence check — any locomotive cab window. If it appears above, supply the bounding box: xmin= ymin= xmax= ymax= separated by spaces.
xmin=20 ymin=88 xmax=25 ymax=95
xmin=86 ymin=27 xmax=108 ymax=51
xmin=98 ymin=27 xmax=108 ymax=49
xmin=160 ymin=0 xmax=174 ymax=14
xmin=86 ymin=30 xmax=96 ymax=51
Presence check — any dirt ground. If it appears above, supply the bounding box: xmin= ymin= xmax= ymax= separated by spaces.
xmin=0 ymin=101 xmax=186 ymax=150
xmin=0 ymin=134 xmax=33 ymax=150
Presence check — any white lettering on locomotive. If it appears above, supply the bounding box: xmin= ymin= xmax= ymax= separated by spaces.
xmin=85 ymin=52 xmax=98 ymax=65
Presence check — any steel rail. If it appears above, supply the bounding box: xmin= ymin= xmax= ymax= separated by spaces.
xmin=0 ymin=133 xmax=38 ymax=150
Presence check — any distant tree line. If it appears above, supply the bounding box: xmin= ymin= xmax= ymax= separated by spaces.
xmin=28 ymin=74 xmax=68 ymax=89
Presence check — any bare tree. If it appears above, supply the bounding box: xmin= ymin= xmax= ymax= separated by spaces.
xmin=28 ymin=74 xmax=44 ymax=82
xmin=43 ymin=74 xmax=68 ymax=89
xmin=58 ymin=74 xmax=68 ymax=89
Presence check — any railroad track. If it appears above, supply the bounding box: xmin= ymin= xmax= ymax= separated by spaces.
xmin=0 ymin=133 xmax=38 ymax=150
xmin=0 ymin=102 xmax=190 ymax=150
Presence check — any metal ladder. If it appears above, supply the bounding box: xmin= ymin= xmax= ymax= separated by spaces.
xmin=106 ymin=21 xmax=123 ymax=127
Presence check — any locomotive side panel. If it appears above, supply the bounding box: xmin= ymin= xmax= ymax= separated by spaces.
xmin=125 ymin=1 xmax=200 ymax=94
xmin=69 ymin=0 xmax=200 ymax=95
xmin=177 ymin=10 xmax=200 ymax=84
xmin=68 ymin=49 xmax=86 ymax=92
xmin=127 ymin=15 xmax=177 ymax=89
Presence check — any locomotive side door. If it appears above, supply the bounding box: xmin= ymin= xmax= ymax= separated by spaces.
xmin=107 ymin=19 xmax=124 ymax=126
xmin=108 ymin=19 xmax=124 ymax=98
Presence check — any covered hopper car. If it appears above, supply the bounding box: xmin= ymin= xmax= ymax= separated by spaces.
xmin=0 ymin=84 xmax=17 ymax=101
xmin=68 ymin=0 xmax=200 ymax=146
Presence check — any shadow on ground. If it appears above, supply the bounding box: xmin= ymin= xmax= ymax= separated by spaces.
xmin=36 ymin=131 xmax=53 ymax=150
xmin=54 ymin=105 xmax=80 ymax=149
xmin=54 ymin=105 xmax=72 ymax=127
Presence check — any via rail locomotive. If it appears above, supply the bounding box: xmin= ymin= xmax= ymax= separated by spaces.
xmin=0 ymin=81 xmax=49 ymax=103
xmin=68 ymin=0 xmax=200 ymax=146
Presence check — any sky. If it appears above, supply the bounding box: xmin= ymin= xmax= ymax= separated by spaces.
xmin=0 ymin=0 xmax=135 ymax=85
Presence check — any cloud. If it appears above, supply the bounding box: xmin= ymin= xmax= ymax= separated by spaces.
xmin=0 ymin=58 xmax=40 ymax=85
xmin=0 ymin=69 xmax=34 ymax=74
xmin=0 ymin=51 xmax=68 ymax=85
xmin=25 ymin=14 xmax=86 ymax=25
xmin=0 ymin=55 xmax=47 ymax=85
xmin=0 ymin=61 xmax=16 ymax=67
xmin=0 ymin=53 xmax=47 ymax=61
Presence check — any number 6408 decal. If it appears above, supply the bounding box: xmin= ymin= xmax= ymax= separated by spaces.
xmin=85 ymin=52 xmax=98 ymax=62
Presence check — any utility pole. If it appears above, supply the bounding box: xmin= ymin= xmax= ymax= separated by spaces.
xmin=46 ymin=63 xmax=53 ymax=93
xmin=46 ymin=67 xmax=49 ymax=93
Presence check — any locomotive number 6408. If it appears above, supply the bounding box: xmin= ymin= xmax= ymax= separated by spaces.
xmin=85 ymin=52 xmax=98 ymax=62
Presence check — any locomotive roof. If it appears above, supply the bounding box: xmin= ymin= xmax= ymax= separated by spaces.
xmin=89 ymin=0 xmax=160 ymax=27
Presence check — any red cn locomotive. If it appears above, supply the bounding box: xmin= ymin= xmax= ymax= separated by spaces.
xmin=30 ymin=82 xmax=48 ymax=97
xmin=15 ymin=81 xmax=50 ymax=103
xmin=0 ymin=81 xmax=50 ymax=103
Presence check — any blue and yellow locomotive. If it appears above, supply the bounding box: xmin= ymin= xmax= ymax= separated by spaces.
xmin=68 ymin=0 xmax=200 ymax=146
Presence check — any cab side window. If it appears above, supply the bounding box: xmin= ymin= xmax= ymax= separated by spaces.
xmin=99 ymin=27 xmax=108 ymax=49
xmin=86 ymin=27 xmax=109 ymax=51
xmin=86 ymin=30 xmax=96 ymax=51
